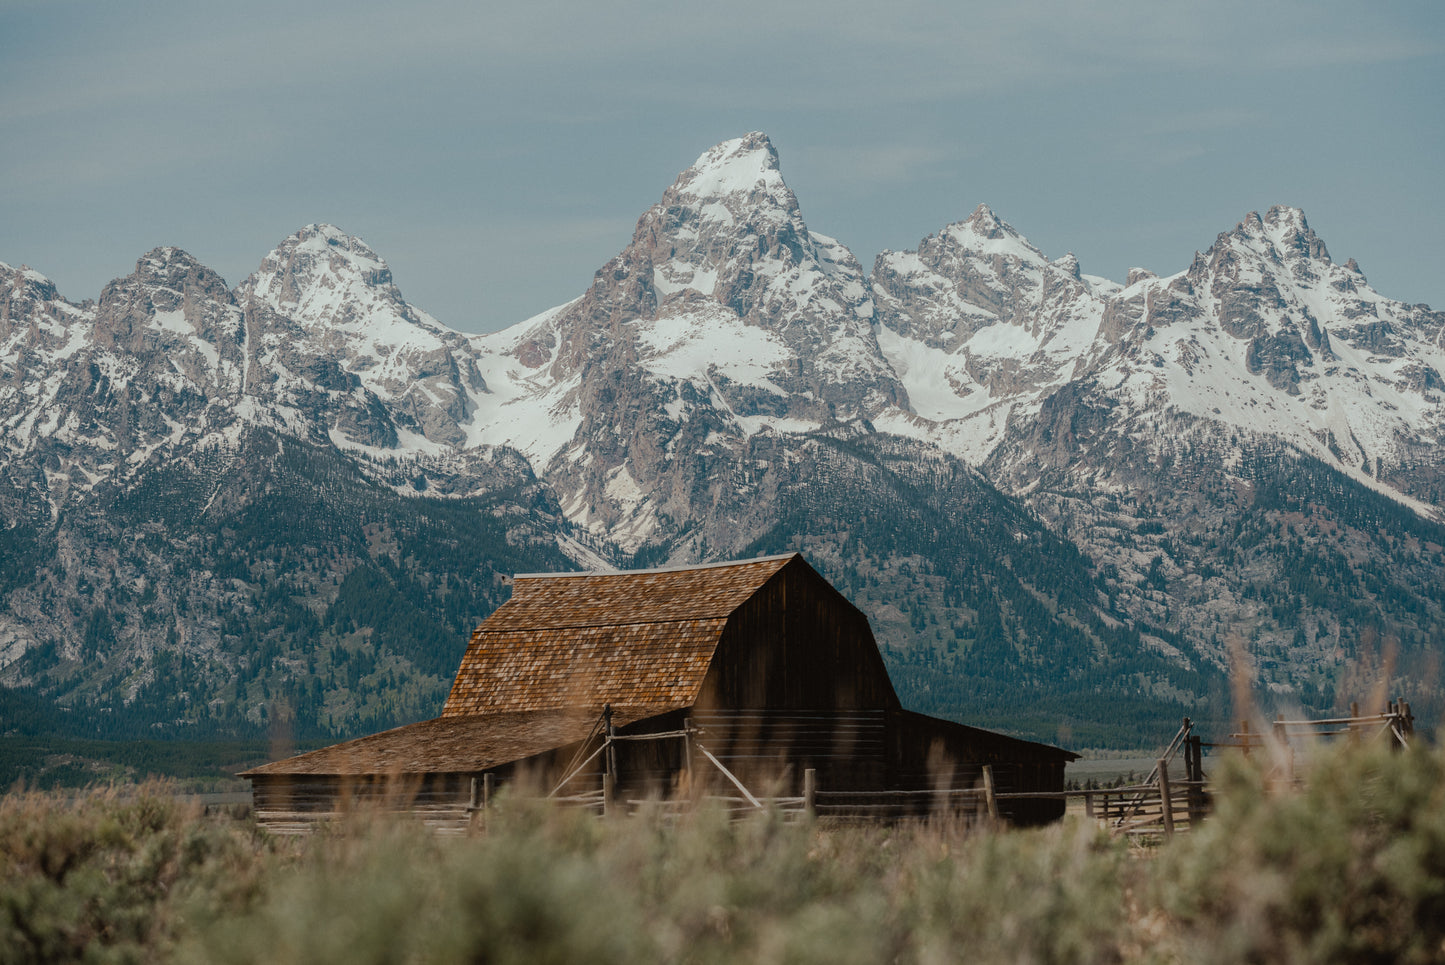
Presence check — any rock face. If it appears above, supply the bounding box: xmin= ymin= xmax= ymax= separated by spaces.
xmin=483 ymin=133 xmax=907 ymax=553
xmin=0 ymin=232 xmax=567 ymax=739
xmin=3 ymin=133 xmax=1445 ymax=742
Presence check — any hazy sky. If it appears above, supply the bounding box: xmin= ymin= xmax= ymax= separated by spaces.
xmin=2 ymin=1 xmax=1441 ymax=333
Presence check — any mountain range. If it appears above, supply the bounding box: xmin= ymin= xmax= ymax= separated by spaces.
xmin=3 ymin=132 xmax=1443 ymax=747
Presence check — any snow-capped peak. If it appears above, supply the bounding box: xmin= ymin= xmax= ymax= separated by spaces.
xmin=672 ymin=132 xmax=785 ymax=204
xmin=1262 ymin=205 xmax=1331 ymax=263
xmin=965 ymin=202 xmax=1003 ymax=232
xmin=1220 ymin=206 xmax=1331 ymax=265
xmin=240 ymin=224 xmax=405 ymax=319
xmin=235 ymin=223 xmax=460 ymax=349
xmin=1 ymin=261 xmax=61 ymax=304
xmin=936 ymin=205 xmax=1047 ymax=265
xmin=124 ymin=246 xmax=232 ymax=297
xmin=285 ymin=223 xmax=387 ymax=271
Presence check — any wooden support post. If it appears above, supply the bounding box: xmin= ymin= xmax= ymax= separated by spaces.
xmin=1240 ymin=719 xmax=1250 ymax=758
xmin=1349 ymin=702 xmax=1360 ymax=746
xmin=1157 ymin=758 xmax=1174 ymax=838
xmin=1186 ymin=736 xmax=1207 ymax=828
xmin=1084 ymin=791 xmax=1094 ymax=819
xmin=803 ymin=768 xmax=816 ymax=817
xmin=468 ymin=776 xmax=482 ymax=833
xmin=1275 ymin=713 xmax=1294 ymax=785
xmin=981 ymin=764 xmax=999 ymax=823
xmin=603 ymin=703 xmax=617 ymax=783
xmin=683 ymin=723 xmax=694 ymax=778
xmin=603 ymin=771 xmax=615 ymax=816
xmin=483 ymin=773 xmax=494 ymax=810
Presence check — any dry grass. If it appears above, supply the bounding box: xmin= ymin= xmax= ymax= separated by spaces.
xmin=3 ymin=738 xmax=1443 ymax=964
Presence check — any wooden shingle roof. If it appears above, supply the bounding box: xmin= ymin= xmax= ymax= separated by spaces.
xmin=242 ymin=706 xmax=666 ymax=777
xmin=440 ymin=554 xmax=797 ymax=717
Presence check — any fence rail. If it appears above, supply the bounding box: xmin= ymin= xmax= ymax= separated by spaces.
xmin=252 ymin=700 xmax=1418 ymax=838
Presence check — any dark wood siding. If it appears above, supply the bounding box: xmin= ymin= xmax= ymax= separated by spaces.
xmin=689 ymin=709 xmax=888 ymax=792
xmin=886 ymin=710 xmax=1069 ymax=825
xmin=699 ymin=557 xmax=901 ymax=711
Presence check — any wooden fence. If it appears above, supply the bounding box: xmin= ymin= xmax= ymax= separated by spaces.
xmin=253 ymin=701 xmax=1420 ymax=837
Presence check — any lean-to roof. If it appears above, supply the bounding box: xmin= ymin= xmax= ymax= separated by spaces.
xmin=242 ymin=706 xmax=665 ymax=777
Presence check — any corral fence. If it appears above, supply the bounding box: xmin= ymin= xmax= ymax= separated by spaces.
xmin=253 ymin=700 xmax=1419 ymax=837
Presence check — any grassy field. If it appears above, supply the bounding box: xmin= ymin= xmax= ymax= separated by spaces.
xmin=0 ymin=737 xmax=331 ymax=794
xmin=2 ymin=738 xmax=1443 ymax=964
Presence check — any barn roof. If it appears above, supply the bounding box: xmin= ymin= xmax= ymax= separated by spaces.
xmin=440 ymin=553 xmax=798 ymax=717
xmin=242 ymin=706 xmax=667 ymax=777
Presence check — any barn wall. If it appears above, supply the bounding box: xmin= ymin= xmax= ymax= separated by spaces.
xmin=688 ymin=709 xmax=888 ymax=793
xmin=886 ymin=710 xmax=1071 ymax=825
xmin=699 ymin=558 xmax=900 ymax=711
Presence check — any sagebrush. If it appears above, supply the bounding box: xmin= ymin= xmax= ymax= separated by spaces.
xmin=2 ymin=739 xmax=1443 ymax=964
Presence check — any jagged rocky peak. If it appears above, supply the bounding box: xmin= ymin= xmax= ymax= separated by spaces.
xmin=1263 ymin=205 xmax=1331 ymax=263
xmin=641 ymin=131 xmax=866 ymax=311
xmin=258 ymin=223 xmax=391 ymax=286
xmin=923 ymin=205 xmax=1054 ymax=271
xmin=2 ymin=262 xmax=61 ymax=305
xmin=1 ymin=263 xmax=68 ymax=341
xmin=130 ymin=246 xmax=230 ymax=293
xmin=670 ymin=131 xmax=789 ymax=209
xmin=238 ymin=223 xmax=429 ymax=333
xmin=1192 ymin=207 xmax=1357 ymax=353
xmin=962 ymin=202 xmax=1005 ymax=236
xmin=872 ymin=201 xmax=1087 ymax=352
xmin=89 ymin=247 xmax=238 ymax=354
xmin=1215 ymin=206 xmax=1331 ymax=266
xmin=533 ymin=130 xmax=881 ymax=369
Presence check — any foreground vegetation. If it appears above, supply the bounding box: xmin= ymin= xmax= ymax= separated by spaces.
xmin=2 ymin=739 xmax=1443 ymax=964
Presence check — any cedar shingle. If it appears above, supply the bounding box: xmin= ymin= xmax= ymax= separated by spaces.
xmin=440 ymin=555 xmax=795 ymax=717
xmin=243 ymin=706 xmax=666 ymax=776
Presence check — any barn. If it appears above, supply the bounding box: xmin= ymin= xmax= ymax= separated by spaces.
xmin=244 ymin=553 xmax=1076 ymax=828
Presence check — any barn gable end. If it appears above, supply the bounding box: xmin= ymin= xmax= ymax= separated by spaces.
xmin=700 ymin=556 xmax=900 ymax=711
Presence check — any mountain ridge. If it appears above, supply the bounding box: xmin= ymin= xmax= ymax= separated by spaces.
xmin=3 ymin=131 xmax=1442 ymax=744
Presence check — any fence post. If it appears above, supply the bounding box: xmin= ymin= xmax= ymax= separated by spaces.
xmin=604 ymin=704 xmax=617 ymax=784
xmin=1240 ymin=719 xmax=1250 ymax=759
xmin=1084 ymin=791 xmax=1094 ymax=819
xmin=1275 ymin=713 xmax=1294 ymax=785
xmin=468 ymin=776 xmax=482 ymax=833
xmin=803 ymin=768 xmax=816 ymax=817
xmin=1157 ymin=758 xmax=1174 ymax=838
xmin=981 ymin=764 xmax=999 ymax=823
xmin=1186 ymin=736 xmax=1206 ymax=827
xmin=603 ymin=702 xmax=617 ymax=816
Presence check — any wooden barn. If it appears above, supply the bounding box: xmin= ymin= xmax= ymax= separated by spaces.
xmin=244 ymin=553 xmax=1076 ymax=829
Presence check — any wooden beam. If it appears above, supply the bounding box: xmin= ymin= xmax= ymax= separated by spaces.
xmin=694 ymin=742 xmax=764 ymax=810
xmin=1158 ymin=758 xmax=1174 ymax=839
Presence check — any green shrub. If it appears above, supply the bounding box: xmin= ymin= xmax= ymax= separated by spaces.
xmin=1153 ymin=740 xmax=1445 ymax=964
xmin=4 ymin=739 xmax=1445 ymax=964
xmin=0 ymin=784 xmax=272 ymax=964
